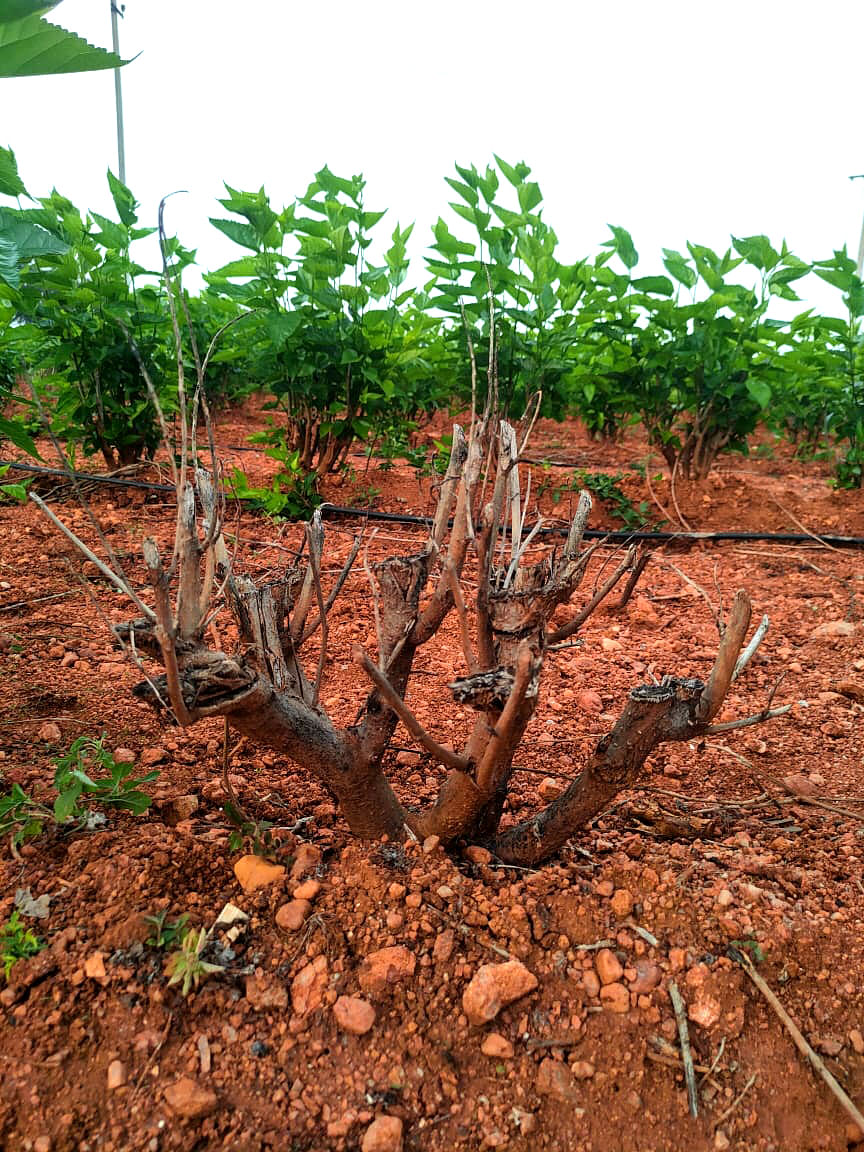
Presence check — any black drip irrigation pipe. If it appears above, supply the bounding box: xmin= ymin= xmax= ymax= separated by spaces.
xmin=3 ymin=459 xmax=176 ymax=492
xmin=4 ymin=459 xmax=864 ymax=550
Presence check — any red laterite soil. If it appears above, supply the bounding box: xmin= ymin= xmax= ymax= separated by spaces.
xmin=1 ymin=405 xmax=863 ymax=1151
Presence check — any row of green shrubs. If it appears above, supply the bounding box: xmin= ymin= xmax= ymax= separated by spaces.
xmin=1 ymin=149 xmax=862 ymax=491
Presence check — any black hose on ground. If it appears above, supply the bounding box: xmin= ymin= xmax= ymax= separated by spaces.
xmin=4 ymin=459 xmax=864 ymax=550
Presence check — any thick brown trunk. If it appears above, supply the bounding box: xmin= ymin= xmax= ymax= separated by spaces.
xmin=492 ymin=594 xmax=752 ymax=865
xmin=117 ymin=443 xmax=141 ymax=469
xmin=224 ymin=683 xmax=407 ymax=841
xmin=492 ymin=678 xmax=705 ymax=865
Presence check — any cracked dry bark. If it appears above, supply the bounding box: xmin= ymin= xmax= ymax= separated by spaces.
xmin=40 ymin=409 xmax=780 ymax=866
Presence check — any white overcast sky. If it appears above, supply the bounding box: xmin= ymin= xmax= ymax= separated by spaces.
xmin=4 ymin=0 xmax=864 ymax=315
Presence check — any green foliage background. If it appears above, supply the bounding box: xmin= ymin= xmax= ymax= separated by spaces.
xmin=0 ymin=147 xmax=862 ymax=491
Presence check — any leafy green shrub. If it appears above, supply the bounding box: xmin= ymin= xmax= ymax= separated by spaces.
xmin=588 ymin=230 xmax=810 ymax=479
xmin=0 ymin=326 xmax=19 ymax=392
xmin=809 ymin=250 xmax=864 ymax=488
xmin=0 ymin=145 xmax=64 ymax=458
xmin=208 ymin=168 xmax=444 ymax=477
xmin=769 ymin=312 xmax=838 ymax=456
xmin=13 ymin=173 xmax=175 ymax=468
xmin=426 ymin=157 xmax=606 ymax=421
xmin=1 ymin=144 xmax=862 ymax=488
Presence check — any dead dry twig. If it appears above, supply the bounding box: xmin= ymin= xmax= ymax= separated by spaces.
xmin=715 ymin=1071 xmax=757 ymax=1126
xmin=131 ymin=1010 xmax=173 ymax=1099
xmin=729 ymin=947 xmax=864 ymax=1132
xmin=669 ymin=980 xmax=699 ymax=1117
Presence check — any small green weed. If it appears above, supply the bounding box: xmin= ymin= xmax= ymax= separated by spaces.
xmin=403 ymin=434 xmax=453 ymax=479
xmin=337 ymin=463 xmax=381 ymax=507
xmin=1 ymin=911 xmax=44 ymax=981
xmin=538 ymin=467 xmax=653 ymax=529
xmin=144 ymin=911 xmax=190 ymax=950
xmin=350 ymin=483 xmax=381 ymax=508
xmin=52 ymin=735 xmax=158 ymax=823
xmin=369 ymin=423 xmax=418 ymax=471
xmin=227 ymin=426 xmax=324 ymax=521
xmin=0 ymin=464 xmax=30 ymax=504
xmin=224 ymin=801 xmax=275 ymax=858
xmin=403 ymin=444 xmax=431 ymax=473
xmin=730 ymin=938 xmax=765 ymax=965
xmin=230 ymin=463 xmax=321 ymax=521
xmin=753 ymin=440 xmax=777 ymax=460
xmin=833 ymin=446 xmax=863 ymax=490
xmin=430 ymin=435 xmax=453 ymax=475
xmin=165 ymin=927 xmax=224 ymax=997
xmin=0 ymin=734 xmax=158 ymax=848
xmin=0 ymin=783 xmax=49 ymax=848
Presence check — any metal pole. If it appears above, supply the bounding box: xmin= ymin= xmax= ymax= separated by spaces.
xmin=851 ymin=175 xmax=864 ymax=279
xmin=110 ymin=2 xmax=126 ymax=183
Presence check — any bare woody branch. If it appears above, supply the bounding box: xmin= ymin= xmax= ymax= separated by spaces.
xmin=705 ymin=704 xmax=793 ymax=734
xmin=141 ymin=537 xmax=191 ymax=725
xmin=353 ymin=646 xmax=470 ymax=772
xmin=615 ymin=548 xmax=650 ymax=610
xmin=30 ymin=492 xmax=155 ymax=622
xmin=290 ymin=509 xmax=325 ymax=644
xmin=307 ymin=521 xmax=328 ymax=708
xmin=695 ymin=589 xmax=752 ymax=724
xmin=564 ymin=490 xmax=592 ymax=559
xmin=445 ymin=559 xmax=478 ymax=675
xmin=430 ymin=424 xmax=468 ymax=548
xmin=301 ymin=532 xmax=363 ymax=643
xmin=733 ymin=613 xmax=770 ymax=680
xmin=474 ymin=643 xmax=539 ymax=798
xmin=548 ymin=545 xmax=637 ymax=645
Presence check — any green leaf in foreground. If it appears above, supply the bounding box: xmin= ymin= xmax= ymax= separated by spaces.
xmin=0 ymin=13 xmax=128 ymax=78
xmin=0 ymin=416 xmax=41 ymax=459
